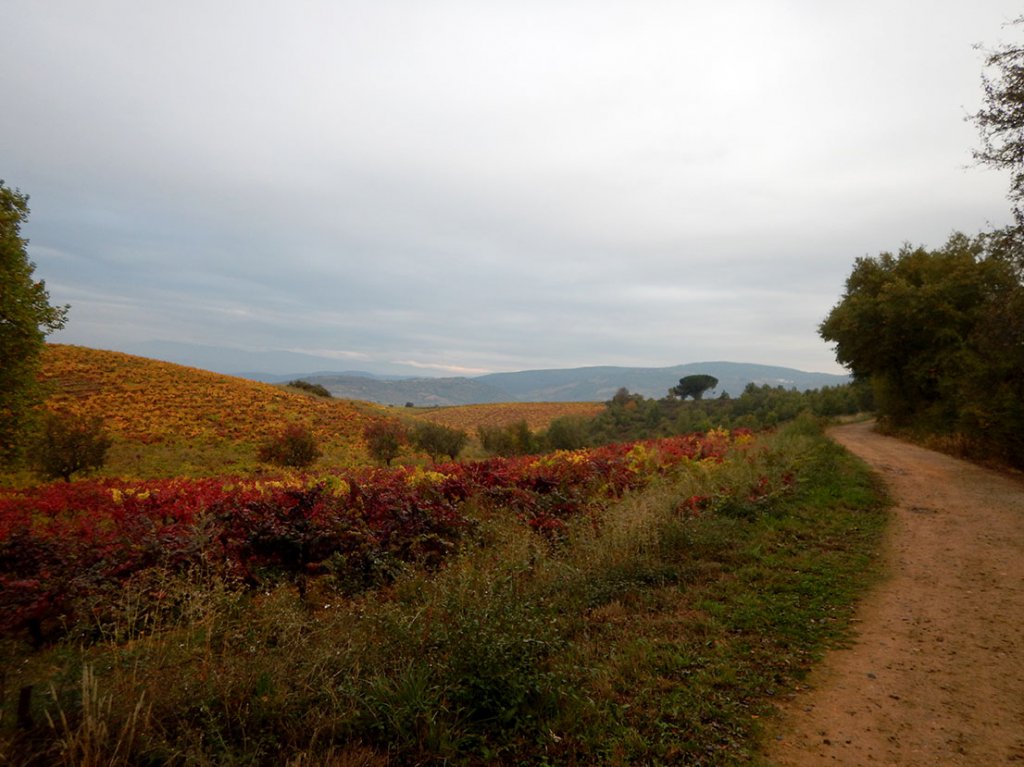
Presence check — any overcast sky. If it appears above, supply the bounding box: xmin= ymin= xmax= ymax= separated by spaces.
xmin=4 ymin=1 xmax=1020 ymax=376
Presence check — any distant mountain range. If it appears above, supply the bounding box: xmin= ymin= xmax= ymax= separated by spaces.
xmin=294 ymin=362 xmax=849 ymax=406
xmin=116 ymin=341 xmax=849 ymax=406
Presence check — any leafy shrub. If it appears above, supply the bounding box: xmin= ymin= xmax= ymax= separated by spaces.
xmin=411 ymin=421 xmax=468 ymax=461
xmin=364 ymin=419 xmax=408 ymax=465
xmin=581 ymin=381 xmax=871 ymax=445
xmin=32 ymin=411 xmax=112 ymax=482
xmin=257 ymin=423 xmax=321 ymax=468
xmin=286 ymin=379 xmax=332 ymax=397
xmin=477 ymin=420 xmax=537 ymax=456
xmin=541 ymin=415 xmax=591 ymax=451
xmin=0 ymin=431 xmax=745 ymax=643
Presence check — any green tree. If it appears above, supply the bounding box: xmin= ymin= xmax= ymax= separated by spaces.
xmin=33 ymin=411 xmax=112 ymax=482
xmin=822 ymin=235 xmax=985 ymax=422
xmin=671 ymin=374 xmax=719 ymax=400
xmin=364 ymin=419 xmax=407 ymax=465
xmin=542 ymin=415 xmax=592 ymax=451
xmin=820 ymin=233 xmax=1023 ymax=463
xmin=610 ymin=387 xmax=635 ymax=406
xmin=411 ymin=421 xmax=468 ymax=462
xmin=972 ymin=17 xmax=1024 ymax=234
xmin=1 ymin=181 xmax=68 ymax=462
xmin=477 ymin=420 xmax=537 ymax=457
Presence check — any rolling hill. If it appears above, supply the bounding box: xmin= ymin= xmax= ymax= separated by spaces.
xmin=35 ymin=344 xmax=380 ymax=476
xmin=408 ymin=401 xmax=606 ymax=432
xmin=27 ymin=346 xmax=618 ymax=479
xmin=21 ymin=346 xmax=853 ymax=480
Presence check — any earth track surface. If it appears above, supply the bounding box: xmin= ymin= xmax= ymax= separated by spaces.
xmin=764 ymin=421 xmax=1024 ymax=766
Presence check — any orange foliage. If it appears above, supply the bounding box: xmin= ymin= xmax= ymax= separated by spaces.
xmin=412 ymin=401 xmax=604 ymax=432
xmin=38 ymin=345 xmax=374 ymax=451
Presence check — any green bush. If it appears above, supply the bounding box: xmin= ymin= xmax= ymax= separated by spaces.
xmin=411 ymin=421 xmax=468 ymax=461
xmin=578 ymin=381 xmax=869 ymax=445
xmin=257 ymin=423 xmax=321 ymax=468
xmin=364 ymin=419 xmax=408 ymax=465
xmin=33 ymin=411 xmax=112 ymax=482
xmin=286 ymin=379 xmax=332 ymax=398
xmin=541 ymin=415 xmax=591 ymax=451
xmin=477 ymin=420 xmax=537 ymax=456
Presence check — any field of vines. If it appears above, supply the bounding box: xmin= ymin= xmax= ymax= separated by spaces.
xmin=38 ymin=344 xmax=373 ymax=448
xmin=1 ymin=348 xmax=886 ymax=765
xmin=0 ymin=411 xmax=889 ymax=767
xmin=0 ymin=429 xmax=766 ymax=644
xmin=409 ymin=401 xmax=604 ymax=432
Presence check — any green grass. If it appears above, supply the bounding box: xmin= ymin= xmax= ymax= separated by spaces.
xmin=0 ymin=418 xmax=888 ymax=766
xmin=532 ymin=422 xmax=888 ymax=766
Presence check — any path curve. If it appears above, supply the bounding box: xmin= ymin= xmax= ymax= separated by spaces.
xmin=764 ymin=420 xmax=1024 ymax=766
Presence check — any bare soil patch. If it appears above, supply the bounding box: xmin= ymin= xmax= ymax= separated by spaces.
xmin=764 ymin=420 xmax=1024 ymax=766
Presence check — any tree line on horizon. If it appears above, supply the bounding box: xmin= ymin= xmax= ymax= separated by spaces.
xmin=455 ymin=379 xmax=872 ymax=458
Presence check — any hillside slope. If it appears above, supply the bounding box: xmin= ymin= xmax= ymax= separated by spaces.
xmin=36 ymin=345 xmax=377 ymax=473
xmin=409 ymin=401 xmax=605 ymax=432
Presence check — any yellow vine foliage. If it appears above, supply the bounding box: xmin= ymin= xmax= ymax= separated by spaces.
xmin=411 ymin=401 xmax=604 ymax=433
xmin=38 ymin=344 xmax=374 ymax=453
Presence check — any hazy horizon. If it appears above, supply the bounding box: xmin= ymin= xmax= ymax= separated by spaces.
xmin=63 ymin=339 xmax=853 ymax=380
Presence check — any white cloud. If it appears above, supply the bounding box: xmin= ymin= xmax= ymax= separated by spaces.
xmin=8 ymin=0 xmax=1022 ymax=377
xmin=391 ymin=360 xmax=495 ymax=376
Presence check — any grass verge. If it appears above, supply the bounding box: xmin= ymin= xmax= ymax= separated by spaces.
xmin=0 ymin=417 xmax=888 ymax=765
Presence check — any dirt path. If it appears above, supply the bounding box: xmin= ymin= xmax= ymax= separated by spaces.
xmin=764 ymin=421 xmax=1024 ymax=766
